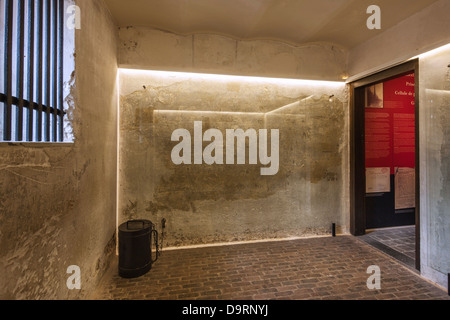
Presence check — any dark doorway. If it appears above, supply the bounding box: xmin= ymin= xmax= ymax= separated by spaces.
xmin=350 ymin=60 xmax=420 ymax=271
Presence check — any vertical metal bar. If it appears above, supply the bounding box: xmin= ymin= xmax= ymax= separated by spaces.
xmin=37 ymin=0 xmax=43 ymax=141
xmin=45 ymin=0 xmax=51 ymax=142
xmin=448 ymin=273 xmax=449 ymax=296
xmin=52 ymin=0 xmax=57 ymax=142
xmin=4 ymin=0 xmax=13 ymax=141
xmin=58 ymin=0 xmax=64 ymax=142
xmin=27 ymin=0 xmax=35 ymax=141
xmin=17 ymin=0 xmax=25 ymax=141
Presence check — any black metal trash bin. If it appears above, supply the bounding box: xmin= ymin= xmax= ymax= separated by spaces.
xmin=119 ymin=220 xmax=158 ymax=278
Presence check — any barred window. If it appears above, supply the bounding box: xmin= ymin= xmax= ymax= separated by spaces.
xmin=0 ymin=0 xmax=73 ymax=143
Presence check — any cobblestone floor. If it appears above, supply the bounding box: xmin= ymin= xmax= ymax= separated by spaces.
xmin=93 ymin=235 xmax=449 ymax=300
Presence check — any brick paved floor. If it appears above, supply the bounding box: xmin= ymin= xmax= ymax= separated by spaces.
xmin=93 ymin=236 xmax=449 ymax=300
xmin=364 ymin=226 xmax=416 ymax=260
xmin=359 ymin=226 xmax=417 ymax=271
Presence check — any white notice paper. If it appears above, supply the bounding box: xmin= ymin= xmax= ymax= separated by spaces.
xmin=366 ymin=167 xmax=390 ymax=193
xmin=395 ymin=167 xmax=415 ymax=209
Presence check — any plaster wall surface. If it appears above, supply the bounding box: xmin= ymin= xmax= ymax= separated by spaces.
xmin=419 ymin=45 xmax=450 ymax=291
xmin=348 ymin=0 xmax=450 ymax=80
xmin=118 ymin=26 xmax=348 ymax=82
xmin=0 ymin=0 xmax=118 ymax=299
xmin=119 ymin=70 xmax=349 ymax=247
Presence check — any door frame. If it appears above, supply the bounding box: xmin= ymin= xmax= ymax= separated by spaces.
xmin=349 ymin=59 xmax=420 ymax=271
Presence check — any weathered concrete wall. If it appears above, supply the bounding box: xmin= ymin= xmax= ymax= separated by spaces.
xmin=419 ymin=45 xmax=450 ymax=291
xmin=116 ymin=25 xmax=350 ymax=247
xmin=118 ymin=27 xmax=348 ymax=82
xmin=119 ymin=70 xmax=348 ymax=247
xmin=348 ymin=0 xmax=450 ymax=80
xmin=0 ymin=0 xmax=118 ymax=299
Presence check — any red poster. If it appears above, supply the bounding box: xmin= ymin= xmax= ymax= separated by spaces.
xmin=365 ymin=73 xmax=415 ymax=174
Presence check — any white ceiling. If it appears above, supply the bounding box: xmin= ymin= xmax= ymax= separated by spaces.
xmin=103 ymin=0 xmax=439 ymax=49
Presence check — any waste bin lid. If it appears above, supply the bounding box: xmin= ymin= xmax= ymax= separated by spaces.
xmin=119 ymin=220 xmax=153 ymax=236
